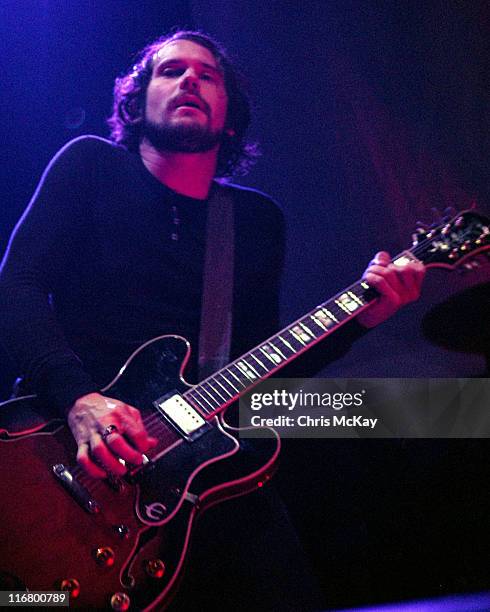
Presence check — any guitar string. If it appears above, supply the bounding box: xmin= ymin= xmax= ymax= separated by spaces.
xmin=132 ymin=235 xmax=452 ymax=435
xmin=67 ymin=250 xmax=434 ymax=487
xmin=135 ymin=227 xmax=475 ymax=433
xmin=68 ymin=221 xmax=489 ymax=490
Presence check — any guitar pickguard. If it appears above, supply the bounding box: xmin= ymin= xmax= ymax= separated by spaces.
xmin=135 ymin=417 xmax=239 ymax=525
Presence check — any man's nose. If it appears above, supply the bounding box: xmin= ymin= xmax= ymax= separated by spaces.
xmin=180 ymin=69 xmax=199 ymax=91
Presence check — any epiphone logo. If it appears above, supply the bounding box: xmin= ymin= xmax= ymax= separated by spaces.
xmin=145 ymin=502 xmax=167 ymax=520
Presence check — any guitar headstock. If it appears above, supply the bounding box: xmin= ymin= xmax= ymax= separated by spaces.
xmin=409 ymin=210 xmax=490 ymax=270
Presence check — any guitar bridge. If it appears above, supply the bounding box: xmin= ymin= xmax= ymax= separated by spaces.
xmin=153 ymin=392 xmax=211 ymax=441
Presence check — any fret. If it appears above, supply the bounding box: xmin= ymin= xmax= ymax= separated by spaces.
xmin=334 ymin=298 xmax=351 ymax=315
xmin=348 ymin=289 xmax=366 ymax=306
xmin=200 ymin=382 xmax=221 ymax=407
xmin=299 ymin=321 xmax=318 ymax=339
xmin=278 ymin=335 xmax=296 ymax=354
xmin=349 ymin=283 xmax=370 ymax=304
xmin=325 ymin=302 xmax=345 ymax=322
xmin=227 ymin=367 xmax=247 ymax=388
xmin=206 ymin=380 xmax=227 ymax=403
xmin=260 ymin=344 xmax=284 ymax=365
xmin=211 ymin=375 xmax=235 ymax=399
xmin=283 ymin=331 xmax=304 ymax=352
xmin=335 ymin=291 xmax=364 ymax=314
xmin=310 ymin=314 xmax=326 ymax=331
xmin=289 ymin=324 xmax=312 ymax=346
xmin=193 ymin=387 xmax=215 ymax=411
xmin=320 ymin=307 xmax=338 ymax=323
xmin=219 ymin=371 xmax=240 ymax=393
xmin=186 ymin=390 xmax=208 ymax=413
xmin=269 ymin=341 xmax=287 ymax=360
xmin=310 ymin=310 xmax=332 ymax=331
xmin=250 ymin=352 xmax=269 ymax=372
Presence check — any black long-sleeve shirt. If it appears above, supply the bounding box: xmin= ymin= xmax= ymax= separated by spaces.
xmin=0 ymin=136 xmax=365 ymax=413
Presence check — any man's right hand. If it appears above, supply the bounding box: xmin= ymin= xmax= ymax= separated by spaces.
xmin=67 ymin=392 xmax=157 ymax=478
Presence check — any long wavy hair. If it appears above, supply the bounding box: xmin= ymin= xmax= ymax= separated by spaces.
xmin=107 ymin=30 xmax=259 ymax=177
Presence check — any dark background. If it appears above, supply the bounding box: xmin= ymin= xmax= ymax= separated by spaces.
xmin=1 ymin=1 xmax=489 ymax=608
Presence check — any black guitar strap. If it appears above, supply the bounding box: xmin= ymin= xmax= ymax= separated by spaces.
xmin=198 ymin=182 xmax=234 ymax=380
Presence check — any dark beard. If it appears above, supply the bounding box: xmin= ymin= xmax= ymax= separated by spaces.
xmin=141 ymin=118 xmax=224 ymax=153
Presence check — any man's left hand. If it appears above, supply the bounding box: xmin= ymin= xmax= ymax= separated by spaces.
xmin=356 ymin=251 xmax=426 ymax=329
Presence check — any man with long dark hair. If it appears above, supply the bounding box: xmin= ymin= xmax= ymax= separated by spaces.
xmin=0 ymin=30 xmax=424 ymax=609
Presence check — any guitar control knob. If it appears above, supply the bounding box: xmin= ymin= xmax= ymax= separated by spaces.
xmin=59 ymin=578 xmax=80 ymax=599
xmin=114 ymin=524 xmax=131 ymax=539
xmin=94 ymin=547 xmax=115 ymax=567
xmin=144 ymin=558 xmax=166 ymax=579
xmin=110 ymin=592 xmax=130 ymax=611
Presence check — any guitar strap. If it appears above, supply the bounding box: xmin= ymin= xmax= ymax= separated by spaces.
xmin=198 ymin=182 xmax=234 ymax=380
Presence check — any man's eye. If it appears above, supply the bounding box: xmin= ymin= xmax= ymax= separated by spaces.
xmin=201 ymin=73 xmax=214 ymax=81
xmin=161 ymin=67 xmax=182 ymax=77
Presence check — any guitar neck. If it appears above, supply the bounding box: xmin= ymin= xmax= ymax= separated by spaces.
xmin=184 ymin=249 xmax=420 ymax=417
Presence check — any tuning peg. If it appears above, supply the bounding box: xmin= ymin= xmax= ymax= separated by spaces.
xmin=442 ymin=207 xmax=457 ymax=223
xmin=412 ymin=228 xmax=428 ymax=245
xmin=430 ymin=207 xmax=443 ymax=228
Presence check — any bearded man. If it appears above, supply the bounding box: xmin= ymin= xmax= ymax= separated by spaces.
xmin=0 ymin=31 xmax=424 ymax=610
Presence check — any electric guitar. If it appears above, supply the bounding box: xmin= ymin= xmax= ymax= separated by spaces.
xmin=0 ymin=210 xmax=489 ymax=610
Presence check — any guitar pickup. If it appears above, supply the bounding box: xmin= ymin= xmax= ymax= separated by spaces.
xmin=52 ymin=464 xmax=100 ymax=514
xmin=153 ymin=392 xmax=211 ymax=441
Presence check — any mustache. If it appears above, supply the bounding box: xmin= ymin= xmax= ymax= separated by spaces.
xmin=169 ymin=94 xmax=210 ymax=116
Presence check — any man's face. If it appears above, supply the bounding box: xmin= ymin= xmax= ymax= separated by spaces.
xmin=142 ymin=39 xmax=229 ymax=153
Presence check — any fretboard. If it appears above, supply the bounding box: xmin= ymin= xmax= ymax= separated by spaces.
xmin=177 ymin=206 xmax=490 ymax=417
xmin=183 ymin=278 xmax=380 ymax=417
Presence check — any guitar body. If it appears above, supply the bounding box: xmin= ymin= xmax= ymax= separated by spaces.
xmin=0 ymin=335 xmax=280 ymax=610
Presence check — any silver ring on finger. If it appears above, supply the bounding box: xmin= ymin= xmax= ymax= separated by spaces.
xmin=101 ymin=424 xmax=119 ymax=441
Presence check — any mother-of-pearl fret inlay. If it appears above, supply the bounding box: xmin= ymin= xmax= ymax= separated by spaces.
xmin=313 ymin=309 xmax=336 ymax=329
xmin=260 ymin=345 xmax=283 ymax=364
xmin=237 ymin=360 xmax=258 ymax=380
xmin=291 ymin=325 xmax=312 ymax=344
xmin=335 ymin=292 xmax=363 ymax=313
